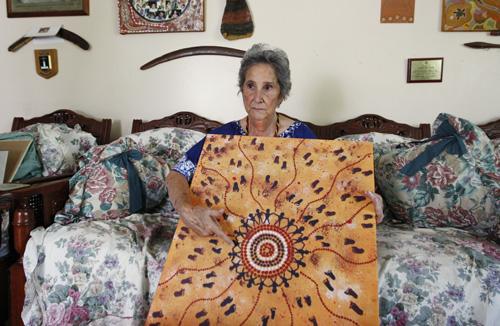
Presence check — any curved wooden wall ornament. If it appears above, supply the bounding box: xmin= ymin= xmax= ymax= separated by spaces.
xmin=140 ymin=46 xmax=245 ymax=70
xmin=464 ymin=42 xmax=500 ymax=49
xmin=8 ymin=28 xmax=90 ymax=52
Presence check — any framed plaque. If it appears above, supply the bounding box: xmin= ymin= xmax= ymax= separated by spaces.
xmin=34 ymin=49 xmax=58 ymax=79
xmin=407 ymin=58 xmax=444 ymax=83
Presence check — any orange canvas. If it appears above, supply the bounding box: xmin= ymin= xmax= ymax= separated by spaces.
xmin=380 ymin=0 xmax=415 ymax=23
xmin=147 ymin=135 xmax=378 ymax=325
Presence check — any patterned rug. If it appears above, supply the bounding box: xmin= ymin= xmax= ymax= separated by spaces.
xmin=147 ymin=135 xmax=378 ymax=325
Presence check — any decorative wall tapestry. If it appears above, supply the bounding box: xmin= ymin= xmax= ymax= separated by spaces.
xmin=147 ymin=136 xmax=379 ymax=325
xmin=118 ymin=0 xmax=204 ymax=34
xmin=442 ymin=0 xmax=500 ymax=31
xmin=380 ymin=0 xmax=415 ymax=23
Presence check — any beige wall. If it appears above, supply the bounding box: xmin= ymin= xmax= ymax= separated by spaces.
xmin=1 ymin=1 xmax=498 ymax=139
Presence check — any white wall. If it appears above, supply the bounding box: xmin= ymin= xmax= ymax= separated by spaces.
xmin=1 ymin=1 xmax=499 ymax=139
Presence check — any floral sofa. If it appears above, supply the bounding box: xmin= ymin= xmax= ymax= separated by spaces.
xmin=19 ymin=113 xmax=499 ymax=326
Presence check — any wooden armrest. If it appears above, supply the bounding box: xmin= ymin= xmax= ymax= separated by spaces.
xmin=12 ymin=203 xmax=35 ymax=259
xmin=8 ymin=178 xmax=69 ymax=227
xmin=8 ymin=178 xmax=69 ymax=259
xmin=19 ymin=173 xmax=73 ymax=185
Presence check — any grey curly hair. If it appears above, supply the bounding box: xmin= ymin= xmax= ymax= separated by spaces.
xmin=238 ymin=43 xmax=291 ymax=101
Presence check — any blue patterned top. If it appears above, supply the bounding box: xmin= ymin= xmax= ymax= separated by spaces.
xmin=173 ymin=120 xmax=316 ymax=183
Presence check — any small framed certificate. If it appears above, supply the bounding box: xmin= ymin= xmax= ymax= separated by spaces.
xmin=407 ymin=58 xmax=443 ymax=83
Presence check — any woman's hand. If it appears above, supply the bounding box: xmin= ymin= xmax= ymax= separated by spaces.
xmin=166 ymin=171 xmax=232 ymax=244
xmin=366 ymin=191 xmax=384 ymax=224
xmin=179 ymin=205 xmax=233 ymax=244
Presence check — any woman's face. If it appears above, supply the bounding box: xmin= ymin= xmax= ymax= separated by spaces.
xmin=242 ymin=63 xmax=282 ymax=121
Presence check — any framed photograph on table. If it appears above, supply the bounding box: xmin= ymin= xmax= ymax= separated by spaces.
xmin=407 ymin=58 xmax=444 ymax=83
xmin=118 ymin=0 xmax=205 ymax=34
xmin=6 ymin=0 xmax=89 ymax=17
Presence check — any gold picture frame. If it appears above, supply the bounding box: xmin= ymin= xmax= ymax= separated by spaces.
xmin=407 ymin=58 xmax=444 ymax=83
xmin=7 ymin=0 xmax=89 ymax=18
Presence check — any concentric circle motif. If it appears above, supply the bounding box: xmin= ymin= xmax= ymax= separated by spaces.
xmin=229 ymin=209 xmax=309 ymax=292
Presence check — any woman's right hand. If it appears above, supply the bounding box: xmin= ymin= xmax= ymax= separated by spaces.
xmin=166 ymin=170 xmax=233 ymax=244
xmin=179 ymin=205 xmax=233 ymax=244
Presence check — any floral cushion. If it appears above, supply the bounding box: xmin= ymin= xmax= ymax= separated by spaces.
xmin=487 ymin=139 xmax=499 ymax=241
xmin=56 ymin=138 xmax=170 ymax=225
xmin=21 ymin=123 xmax=97 ymax=177
xmin=376 ymin=113 xmax=499 ymax=237
xmin=0 ymin=209 xmax=9 ymax=258
xmin=336 ymin=132 xmax=415 ymax=158
xmin=493 ymin=139 xmax=500 ymax=153
xmin=377 ymin=224 xmax=500 ymax=325
xmin=337 ymin=132 xmax=417 ymax=221
xmin=23 ymin=212 xmax=179 ymax=325
xmin=126 ymin=127 xmax=205 ymax=169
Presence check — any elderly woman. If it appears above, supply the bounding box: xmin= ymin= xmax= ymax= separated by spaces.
xmin=167 ymin=43 xmax=383 ymax=242
xmin=166 ymin=43 xmax=317 ymax=242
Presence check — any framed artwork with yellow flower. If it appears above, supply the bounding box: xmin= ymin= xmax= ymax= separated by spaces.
xmin=442 ymin=0 xmax=499 ymax=31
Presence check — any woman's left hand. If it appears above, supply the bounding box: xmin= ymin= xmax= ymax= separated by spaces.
xmin=366 ymin=191 xmax=384 ymax=224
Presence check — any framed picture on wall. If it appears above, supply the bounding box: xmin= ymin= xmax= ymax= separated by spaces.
xmin=407 ymin=58 xmax=444 ymax=83
xmin=118 ymin=0 xmax=205 ymax=34
xmin=442 ymin=0 xmax=499 ymax=31
xmin=7 ymin=0 xmax=89 ymax=17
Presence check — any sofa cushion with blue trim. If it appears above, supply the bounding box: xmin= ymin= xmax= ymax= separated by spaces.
xmin=55 ymin=137 xmax=170 ymax=225
xmin=375 ymin=113 xmax=499 ymax=237
xmin=58 ymin=128 xmax=206 ymax=225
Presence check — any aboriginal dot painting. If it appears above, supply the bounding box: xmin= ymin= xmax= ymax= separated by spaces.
xmin=147 ymin=135 xmax=379 ymax=325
